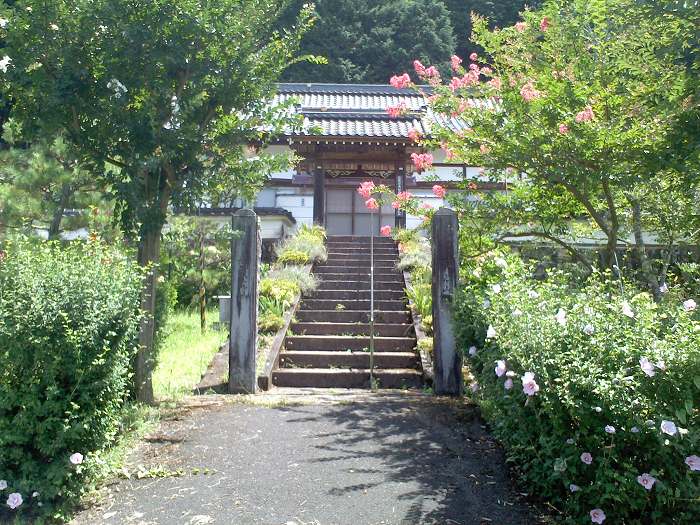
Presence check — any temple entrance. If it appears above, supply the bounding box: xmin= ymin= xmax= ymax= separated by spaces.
xmin=326 ymin=187 xmax=394 ymax=236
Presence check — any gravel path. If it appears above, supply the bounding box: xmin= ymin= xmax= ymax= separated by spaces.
xmin=70 ymin=390 xmax=541 ymax=525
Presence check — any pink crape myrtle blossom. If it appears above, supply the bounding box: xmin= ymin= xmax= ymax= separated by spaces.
xmin=424 ymin=66 xmax=440 ymax=79
xmin=411 ymin=153 xmax=433 ymax=171
xmin=70 ymin=452 xmax=84 ymax=465
xmin=365 ymin=198 xmax=379 ymax=210
xmin=559 ymin=124 xmax=569 ymax=134
xmin=389 ymin=73 xmax=411 ymax=89
xmin=520 ymin=81 xmax=542 ymax=102
xmin=515 ymin=21 xmax=527 ymax=32
xmin=407 ymin=128 xmax=420 ymax=142
xmin=450 ymin=55 xmax=462 ymax=71
xmin=495 ymin=360 xmax=507 ymax=377
xmin=387 ymin=103 xmax=408 ymax=118
xmin=6 ymin=493 xmax=22 ymax=510
xmin=413 ymin=60 xmax=426 ymax=75
xmin=590 ymin=509 xmax=606 ymax=524
xmin=639 ymin=357 xmax=656 ymax=377
xmin=575 ymin=105 xmax=595 ymax=122
xmin=488 ymin=77 xmax=502 ymax=90
xmin=480 ymin=144 xmax=491 ymax=154
xmin=432 ymin=184 xmax=446 ymax=198
xmin=469 ymin=52 xmax=478 ymax=61
xmin=380 ymin=225 xmax=392 ymax=237
xmin=521 ymin=372 xmax=540 ymax=396
xmin=357 ymin=181 xmax=375 ymax=199
xmin=581 ymin=452 xmax=593 ymax=465
xmin=540 ymin=16 xmax=551 ymax=31
xmin=396 ymin=191 xmax=413 ymax=202
xmin=504 ymin=378 xmax=513 ymax=390
xmin=469 ymin=63 xmax=480 ymax=73
xmin=637 ymin=473 xmax=656 ymax=490
xmin=391 ymin=200 xmax=401 ymax=209
xmin=660 ymin=420 xmax=677 ymax=436
xmin=685 ymin=455 xmax=700 ymax=471
xmin=420 ymin=203 xmax=433 ymax=211
xmin=683 ymin=299 xmax=697 ymax=311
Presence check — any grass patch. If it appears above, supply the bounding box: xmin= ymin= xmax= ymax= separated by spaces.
xmin=153 ymin=309 xmax=227 ymax=401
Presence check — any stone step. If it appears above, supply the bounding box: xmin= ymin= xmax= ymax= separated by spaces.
xmin=300 ymin=299 xmax=407 ymax=312
xmin=295 ymin=310 xmax=411 ymax=324
xmin=308 ymin=289 xmax=406 ymax=301
xmin=291 ymin=322 xmax=415 ymax=337
xmin=327 ymin=251 xmax=397 ymax=258
xmin=272 ymin=368 xmax=423 ymax=389
xmin=327 ymin=236 xmax=396 ymax=244
xmin=319 ymin=273 xmax=404 ymax=284
xmin=323 ymin=259 xmax=397 ymax=267
xmin=286 ymin=335 xmax=415 ymax=352
xmin=317 ymin=280 xmax=404 ymax=291
xmin=280 ymin=351 xmax=419 ymax=369
xmin=315 ymin=265 xmax=399 ymax=274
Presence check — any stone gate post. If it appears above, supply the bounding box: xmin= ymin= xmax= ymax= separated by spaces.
xmin=431 ymin=208 xmax=463 ymax=396
xmin=229 ymin=209 xmax=260 ymax=394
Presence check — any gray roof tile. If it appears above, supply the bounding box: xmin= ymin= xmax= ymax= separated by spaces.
xmin=274 ymin=83 xmax=482 ymax=139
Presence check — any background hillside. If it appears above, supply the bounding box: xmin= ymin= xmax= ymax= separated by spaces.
xmin=279 ymin=0 xmax=537 ymax=83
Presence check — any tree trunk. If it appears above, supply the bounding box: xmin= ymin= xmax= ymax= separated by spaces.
xmin=628 ymin=195 xmax=661 ymax=298
xmin=133 ymin=166 xmax=172 ymax=404
xmin=48 ymin=183 xmax=72 ymax=241
xmin=135 ymin=226 xmax=162 ymax=404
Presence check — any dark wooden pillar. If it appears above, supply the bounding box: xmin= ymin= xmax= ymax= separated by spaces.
xmin=431 ymin=208 xmax=462 ymax=396
xmin=313 ymin=166 xmax=325 ymax=226
xmin=229 ymin=209 xmax=260 ymax=394
xmin=395 ymin=164 xmax=406 ymax=228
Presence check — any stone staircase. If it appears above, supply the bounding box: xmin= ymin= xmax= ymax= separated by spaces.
xmin=271 ymin=235 xmax=423 ymax=389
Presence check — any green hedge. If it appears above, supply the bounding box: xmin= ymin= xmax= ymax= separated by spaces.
xmin=0 ymin=241 xmax=142 ymax=518
xmin=455 ymin=254 xmax=699 ymax=524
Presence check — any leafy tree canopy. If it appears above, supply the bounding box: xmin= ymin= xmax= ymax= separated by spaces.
xmin=0 ymin=0 xmax=314 ymax=402
xmin=280 ymin=0 xmax=456 ymax=83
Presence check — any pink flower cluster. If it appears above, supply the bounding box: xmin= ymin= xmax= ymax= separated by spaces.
xmin=488 ymin=77 xmax=502 ymax=90
xmin=520 ymin=80 xmax=542 ymax=102
xmin=357 ymin=181 xmax=375 ymax=199
xmin=432 ymin=184 xmax=446 ymax=198
xmin=559 ymin=124 xmax=569 ymax=134
xmin=380 ymin=225 xmax=392 ymax=237
xmin=411 ymin=152 xmax=433 ymax=171
xmin=575 ymin=105 xmax=595 ymax=122
xmin=449 ymin=70 xmax=480 ymax=92
xmin=450 ymin=55 xmax=462 ymax=71
xmin=387 ymin=103 xmax=408 ymax=118
xmin=407 ymin=128 xmax=420 ymax=142
xmin=365 ymin=198 xmax=379 ymax=210
xmin=389 ymin=73 xmax=411 ymax=89
xmin=515 ymin=21 xmax=527 ymax=32
xmin=540 ymin=16 xmax=551 ymax=31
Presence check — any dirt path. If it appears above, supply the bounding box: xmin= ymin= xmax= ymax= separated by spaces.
xmin=71 ymin=390 xmax=541 ymax=525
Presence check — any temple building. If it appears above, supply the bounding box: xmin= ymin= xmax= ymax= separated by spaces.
xmin=251 ymin=82 xmax=491 ymax=236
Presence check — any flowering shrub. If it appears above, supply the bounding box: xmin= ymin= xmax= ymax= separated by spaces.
xmin=455 ymin=253 xmax=700 ymax=523
xmin=0 ymin=240 xmax=142 ymax=518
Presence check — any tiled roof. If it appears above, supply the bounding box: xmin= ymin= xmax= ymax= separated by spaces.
xmin=273 ymin=83 xmax=480 ymax=140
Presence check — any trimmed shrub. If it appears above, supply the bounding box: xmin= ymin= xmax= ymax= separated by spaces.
xmin=276 ymin=249 xmax=310 ymax=266
xmin=0 ymin=240 xmax=142 ymax=519
xmin=266 ymin=265 xmax=319 ymax=296
xmin=455 ymin=253 xmax=700 ymax=523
